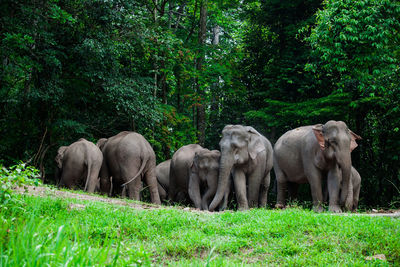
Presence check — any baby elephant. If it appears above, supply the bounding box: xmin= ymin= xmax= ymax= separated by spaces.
xmin=190 ymin=149 xmax=226 ymax=210
xmin=156 ymin=159 xmax=171 ymax=201
xmin=323 ymin=166 xmax=361 ymax=212
xmin=169 ymin=144 xmax=225 ymax=210
xmin=55 ymin=138 xmax=103 ymax=192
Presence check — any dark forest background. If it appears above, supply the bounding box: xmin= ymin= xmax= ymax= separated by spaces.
xmin=1 ymin=0 xmax=399 ymax=208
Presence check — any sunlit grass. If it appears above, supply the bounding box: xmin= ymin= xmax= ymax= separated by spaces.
xmin=1 ymin=192 xmax=399 ymax=266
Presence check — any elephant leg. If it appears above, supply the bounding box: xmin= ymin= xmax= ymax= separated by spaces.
xmin=353 ymin=184 xmax=360 ymax=212
xmin=168 ymin=167 xmax=177 ymax=202
xmin=233 ymin=169 xmax=248 ymax=210
xmin=247 ymin=174 xmax=261 ymax=209
xmin=305 ymin=168 xmax=324 ymax=213
xmin=121 ymin=185 xmax=127 ymax=198
xmin=202 ymin=175 xmax=218 ymax=211
xmin=327 ymin=165 xmax=342 ymax=213
xmin=86 ymin=162 xmax=101 ymax=193
xmin=258 ymin=172 xmax=270 ymax=208
xmin=143 ymin=166 xmax=161 ymax=205
xmin=99 ymin=160 xmax=111 ymax=196
xmin=157 ymin=182 xmax=167 ymax=201
xmin=60 ymin=172 xmax=74 ymax=189
xmin=188 ymin=173 xmax=202 ymax=209
xmin=126 ymin=176 xmax=142 ymax=200
xmin=274 ymin=164 xmax=287 ymax=209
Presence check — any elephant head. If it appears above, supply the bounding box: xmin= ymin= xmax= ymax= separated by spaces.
xmin=96 ymin=138 xmax=108 ymax=151
xmin=191 ymin=149 xmax=220 ymax=182
xmin=209 ymin=125 xmax=266 ymax=211
xmin=312 ymin=120 xmax=361 ymax=210
xmin=55 ymin=146 xmax=68 ymax=169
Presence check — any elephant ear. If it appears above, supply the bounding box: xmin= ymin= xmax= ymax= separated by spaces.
xmin=96 ymin=138 xmax=108 ymax=151
xmin=247 ymin=127 xmax=265 ymax=160
xmin=191 ymin=152 xmax=199 ymax=172
xmin=349 ymin=130 xmax=362 ymax=152
xmin=312 ymin=124 xmax=325 ymax=150
xmin=211 ymin=150 xmax=221 ymax=158
xmin=222 ymin=125 xmax=235 ymax=135
xmin=55 ymin=146 xmax=68 ymax=169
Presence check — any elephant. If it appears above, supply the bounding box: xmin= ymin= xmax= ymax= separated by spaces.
xmin=190 ymin=149 xmax=231 ymax=210
xmin=168 ymin=144 xmax=225 ymax=210
xmin=55 ymin=138 xmax=103 ymax=192
xmin=96 ymin=131 xmax=161 ymax=204
xmin=156 ymin=159 xmax=171 ymax=201
xmin=208 ymin=125 xmax=274 ymax=211
xmin=274 ymin=120 xmax=362 ymax=213
xmin=323 ymin=166 xmax=361 ymax=212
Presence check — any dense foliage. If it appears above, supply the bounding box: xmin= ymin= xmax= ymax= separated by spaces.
xmin=1 ymin=0 xmax=399 ymax=207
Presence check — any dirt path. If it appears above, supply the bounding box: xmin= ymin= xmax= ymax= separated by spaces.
xmin=14 ymin=186 xmax=400 ymax=217
xmin=14 ymin=185 xmax=207 ymax=213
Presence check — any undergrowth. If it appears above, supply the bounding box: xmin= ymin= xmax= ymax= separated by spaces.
xmin=0 ymin=165 xmax=399 ymax=266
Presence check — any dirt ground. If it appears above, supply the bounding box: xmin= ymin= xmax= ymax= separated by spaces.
xmin=14 ymin=185 xmax=400 ymax=217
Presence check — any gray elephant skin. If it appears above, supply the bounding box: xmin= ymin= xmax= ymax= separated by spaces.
xmin=274 ymin=120 xmax=361 ymax=212
xmin=323 ymin=166 xmax=361 ymax=212
xmin=169 ymin=144 xmax=224 ymax=210
xmin=156 ymin=159 xmax=171 ymax=201
xmin=97 ymin=131 xmax=161 ymax=204
xmin=55 ymin=138 xmax=103 ymax=192
xmin=208 ymin=125 xmax=273 ymax=211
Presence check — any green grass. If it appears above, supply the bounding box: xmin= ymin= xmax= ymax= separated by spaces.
xmin=1 ymin=192 xmax=399 ymax=266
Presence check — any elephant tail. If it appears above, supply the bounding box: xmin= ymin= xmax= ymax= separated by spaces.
xmin=121 ymin=158 xmax=148 ymax=187
xmin=84 ymin=161 xmax=92 ymax=191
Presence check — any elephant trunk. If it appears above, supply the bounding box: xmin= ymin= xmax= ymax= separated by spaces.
xmin=339 ymin=153 xmax=353 ymax=211
xmin=208 ymin=151 xmax=234 ymax=211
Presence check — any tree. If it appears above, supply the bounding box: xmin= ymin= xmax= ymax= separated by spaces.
xmin=305 ymin=0 xmax=400 ymax=206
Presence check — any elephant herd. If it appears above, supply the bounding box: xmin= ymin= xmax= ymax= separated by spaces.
xmin=55 ymin=120 xmax=362 ymax=213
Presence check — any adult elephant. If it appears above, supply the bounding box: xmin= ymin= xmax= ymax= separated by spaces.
xmin=169 ymin=144 xmax=224 ymax=210
xmin=55 ymin=138 xmax=103 ymax=192
xmin=97 ymin=131 xmax=161 ymax=204
xmin=208 ymin=125 xmax=273 ymax=211
xmin=274 ymin=120 xmax=361 ymax=212
xmin=156 ymin=159 xmax=171 ymax=201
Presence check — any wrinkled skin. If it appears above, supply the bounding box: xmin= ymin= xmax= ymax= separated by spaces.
xmin=274 ymin=120 xmax=361 ymax=213
xmin=209 ymin=125 xmax=273 ymax=211
xmin=55 ymin=138 xmax=103 ymax=193
xmin=156 ymin=159 xmax=171 ymax=201
xmin=323 ymin=166 xmax=361 ymax=212
xmin=169 ymin=144 xmax=225 ymax=210
xmin=97 ymin=131 xmax=161 ymax=204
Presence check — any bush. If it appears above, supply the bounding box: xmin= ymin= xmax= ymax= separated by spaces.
xmin=0 ymin=163 xmax=41 ymax=207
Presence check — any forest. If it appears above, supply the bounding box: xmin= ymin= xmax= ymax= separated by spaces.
xmin=1 ymin=0 xmax=399 ymax=208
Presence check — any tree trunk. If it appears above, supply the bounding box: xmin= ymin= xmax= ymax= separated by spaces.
xmin=208 ymin=25 xmax=221 ymax=147
xmin=196 ymin=0 xmax=207 ymax=146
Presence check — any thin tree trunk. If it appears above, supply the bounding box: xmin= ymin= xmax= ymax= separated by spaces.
xmin=196 ymin=0 xmax=207 ymax=146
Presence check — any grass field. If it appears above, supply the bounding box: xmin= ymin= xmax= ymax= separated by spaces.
xmin=1 ymin=188 xmax=399 ymax=266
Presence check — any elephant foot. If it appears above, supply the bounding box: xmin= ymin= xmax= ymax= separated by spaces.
xmin=328 ymin=205 xmax=342 ymax=213
xmin=313 ymin=205 xmax=325 ymax=213
xmin=238 ymin=205 xmax=249 ymax=211
xmin=275 ymin=203 xmax=285 ymax=209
